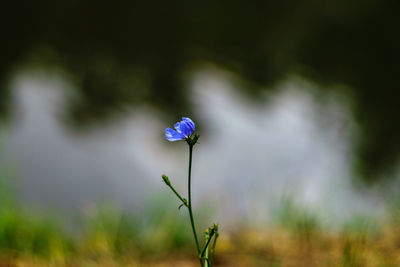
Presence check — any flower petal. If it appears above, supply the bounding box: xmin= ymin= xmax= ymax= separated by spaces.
xmin=178 ymin=120 xmax=194 ymax=137
xmin=165 ymin=128 xmax=185 ymax=141
xmin=182 ymin=117 xmax=195 ymax=133
xmin=174 ymin=122 xmax=182 ymax=133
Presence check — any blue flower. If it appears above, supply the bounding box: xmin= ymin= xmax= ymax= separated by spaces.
xmin=165 ymin=117 xmax=195 ymax=141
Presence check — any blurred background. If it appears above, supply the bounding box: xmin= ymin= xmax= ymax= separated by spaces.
xmin=0 ymin=1 xmax=400 ymax=266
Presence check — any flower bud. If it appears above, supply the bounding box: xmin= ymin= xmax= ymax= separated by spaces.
xmin=186 ymin=134 xmax=200 ymax=146
xmin=161 ymin=174 xmax=170 ymax=185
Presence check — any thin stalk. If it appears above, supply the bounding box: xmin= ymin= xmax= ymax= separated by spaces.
xmin=201 ymin=231 xmax=215 ymax=259
xmin=210 ymin=230 xmax=219 ymax=266
xmin=188 ymin=144 xmax=203 ymax=266
xmin=162 ymin=175 xmax=188 ymax=208
xmin=204 ymin=241 xmax=209 ymax=267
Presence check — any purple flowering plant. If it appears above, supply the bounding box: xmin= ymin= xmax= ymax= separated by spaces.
xmin=165 ymin=117 xmax=196 ymax=142
xmin=162 ymin=117 xmax=219 ymax=267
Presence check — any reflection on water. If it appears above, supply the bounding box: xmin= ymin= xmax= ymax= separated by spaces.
xmin=1 ymin=70 xmax=391 ymax=227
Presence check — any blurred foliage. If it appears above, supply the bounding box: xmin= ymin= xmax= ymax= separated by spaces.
xmin=342 ymin=214 xmax=379 ymax=237
xmin=2 ymin=184 xmax=400 ymax=265
xmin=274 ymin=198 xmax=321 ymax=233
xmin=1 ymin=1 xmax=399 ymax=181
xmin=0 ymin=208 xmax=73 ymax=260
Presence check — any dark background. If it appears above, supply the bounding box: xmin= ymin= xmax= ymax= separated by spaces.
xmin=1 ymin=0 xmax=399 ymax=182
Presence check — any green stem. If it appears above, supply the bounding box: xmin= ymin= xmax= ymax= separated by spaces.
xmin=201 ymin=231 xmax=214 ymax=259
xmin=204 ymin=241 xmax=209 ymax=267
xmin=210 ymin=230 xmax=219 ymax=266
xmin=188 ymin=144 xmax=203 ymax=266
xmin=162 ymin=175 xmax=188 ymax=208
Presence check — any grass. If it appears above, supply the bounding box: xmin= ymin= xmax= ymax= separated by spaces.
xmin=1 ymin=173 xmax=400 ymax=266
xmin=0 ymin=196 xmax=400 ymax=266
